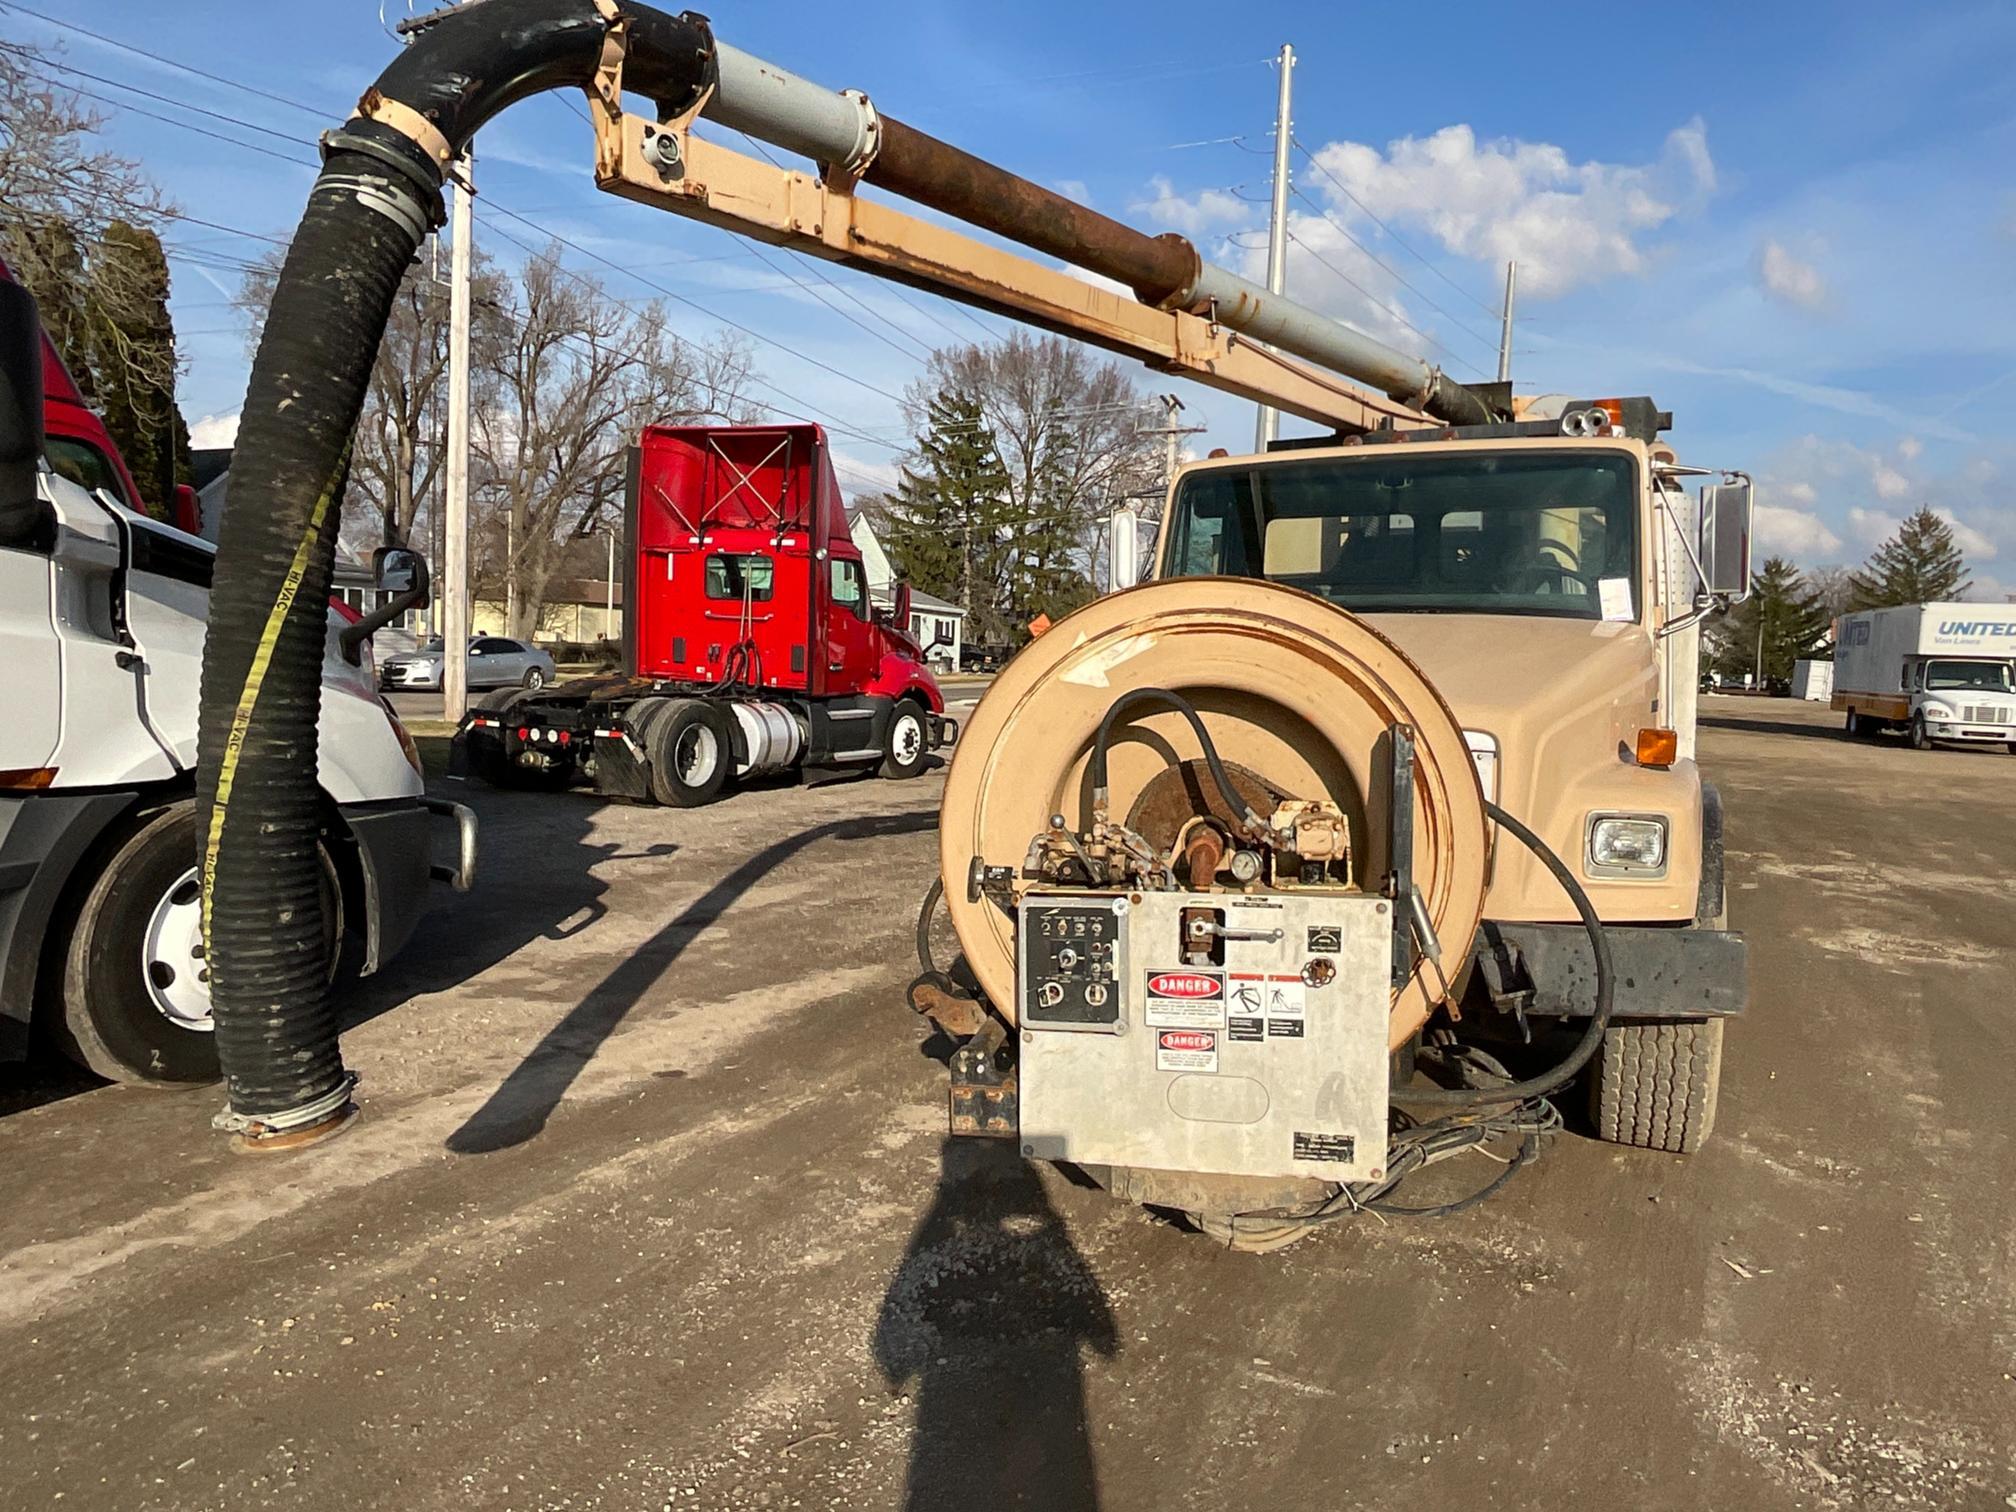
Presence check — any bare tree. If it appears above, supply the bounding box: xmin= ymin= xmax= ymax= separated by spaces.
xmin=238 ymin=244 xmax=511 ymax=550
xmin=0 ymin=42 xmax=175 ymax=396
xmin=472 ymin=248 xmax=759 ymax=635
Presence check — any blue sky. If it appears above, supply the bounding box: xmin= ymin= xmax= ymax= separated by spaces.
xmin=14 ymin=1 xmax=2016 ymax=594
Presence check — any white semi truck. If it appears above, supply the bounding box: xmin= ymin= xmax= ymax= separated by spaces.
xmin=0 ymin=276 xmax=475 ymax=1089
xmin=1833 ymin=603 xmax=2016 ymax=752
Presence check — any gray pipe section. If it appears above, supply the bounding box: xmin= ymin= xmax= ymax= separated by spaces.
xmin=704 ymin=42 xmax=1495 ymax=426
xmin=1178 ymin=263 xmax=1446 ymax=412
xmin=708 ymin=42 xmax=879 ymax=177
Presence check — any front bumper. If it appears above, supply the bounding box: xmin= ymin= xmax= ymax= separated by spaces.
xmin=1469 ymin=919 xmax=1747 ymax=1021
xmin=930 ymin=713 xmax=960 ymax=749
xmin=339 ymin=796 xmax=477 ymax=975
xmin=1925 ymin=720 xmax=2013 ymax=743
xmin=380 ymin=666 xmax=444 ymax=691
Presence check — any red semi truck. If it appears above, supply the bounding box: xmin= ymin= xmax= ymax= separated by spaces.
xmin=456 ymin=423 xmax=955 ymax=805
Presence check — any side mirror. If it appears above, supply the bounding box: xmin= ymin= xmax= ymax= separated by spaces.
xmin=0 ymin=279 xmax=47 ymax=532
xmin=374 ymin=545 xmax=426 ymax=600
xmin=340 ymin=545 xmax=432 ymax=662
xmin=893 ymin=578 xmax=913 ymax=627
xmin=1698 ymin=478 xmax=1753 ymax=602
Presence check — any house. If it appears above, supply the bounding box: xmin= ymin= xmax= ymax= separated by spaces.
xmin=471 ymin=577 xmax=623 ymax=644
xmin=850 ymin=510 xmax=965 ymax=669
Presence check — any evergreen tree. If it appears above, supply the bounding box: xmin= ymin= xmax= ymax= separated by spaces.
xmin=885 ymin=388 xmax=1012 ymax=637
xmin=1710 ymin=556 xmax=1833 ymax=684
xmin=1849 ymin=505 xmax=1971 ymax=608
xmin=87 ymin=220 xmax=187 ymax=515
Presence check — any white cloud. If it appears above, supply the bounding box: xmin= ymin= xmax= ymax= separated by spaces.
xmin=1848 ymin=506 xmax=1898 ymax=545
xmin=1871 ymin=461 xmax=1912 ymax=501
xmin=188 ymin=411 xmax=240 ymax=448
xmin=1897 ymin=435 xmax=1923 ymax=461
xmin=1134 ymin=175 xmax=1250 ymax=236
xmin=1941 ymin=510 xmax=1997 ymax=559
xmin=1304 ymin=118 xmax=1715 ymax=298
xmin=1757 ymin=239 xmax=1828 ymax=310
xmin=1053 ymin=179 xmax=1092 ymax=206
xmin=1754 ymin=502 xmax=1842 ymax=557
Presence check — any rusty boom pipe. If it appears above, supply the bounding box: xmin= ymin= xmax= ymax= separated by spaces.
xmin=704 ymin=42 xmax=1498 ymax=427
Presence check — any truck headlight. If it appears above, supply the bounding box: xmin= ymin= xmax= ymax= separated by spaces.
xmin=1587 ymin=814 xmax=1667 ymax=877
xmin=1921 ymin=703 xmax=1952 ymax=720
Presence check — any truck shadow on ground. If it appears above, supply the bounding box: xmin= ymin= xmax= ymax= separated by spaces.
xmin=444 ymin=808 xmax=936 ymax=1155
xmin=1699 ymin=713 xmax=1855 ymax=743
xmin=874 ymin=1136 xmax=1116 ymax=1512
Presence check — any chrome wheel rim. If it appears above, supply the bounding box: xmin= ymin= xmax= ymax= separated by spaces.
xmin=142 ymin=867 xmax=211 ymax=1032
xmin=675 ymin=723 xmax=720 ymax=786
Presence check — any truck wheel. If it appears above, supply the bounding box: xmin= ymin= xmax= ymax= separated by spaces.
xmin=1590 ymin=1018 xmax=1724 ymax=1155
xmin=49 ymin=805 xmax=338 ymax=1087
xmin=880 ymin=698 xmax=930 ymax=779
xmin=1909 ymin=714 xmax=1932 ymax=751
xmin=646 ymin=699 xmax=732 ymax=807
xmin=1844 ymin=709 xmax=1861 ymax=737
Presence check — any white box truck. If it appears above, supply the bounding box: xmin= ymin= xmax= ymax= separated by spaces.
xmin=1832 ymin=602 xmax=2016 ymax=751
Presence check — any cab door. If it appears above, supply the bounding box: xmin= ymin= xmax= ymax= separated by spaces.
xmin=821 ymin=554 xmax=877 ymax=694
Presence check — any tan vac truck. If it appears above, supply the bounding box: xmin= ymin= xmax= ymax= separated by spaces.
xmin=197 ymin=5 xmax=1749 ymax=1190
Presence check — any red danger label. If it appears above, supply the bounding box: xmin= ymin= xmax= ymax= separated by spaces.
xmin=1146 ymin=972 xmax=1223 ymax=1000
xmin=1159 ymin=1030 xmax=1215 ymax=1052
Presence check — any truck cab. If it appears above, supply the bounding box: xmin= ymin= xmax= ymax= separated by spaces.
xmin=0 ymin=271 xmax=474 ymax=1088
xmin=460 ymin=423 xmax=954 ymax=805
xmin=1152 ymin=399 xmax=1752 ymax=1151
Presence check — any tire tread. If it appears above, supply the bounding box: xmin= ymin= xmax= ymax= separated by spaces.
xmin=1592 ymin=1018 xmax=1723 ymax=1154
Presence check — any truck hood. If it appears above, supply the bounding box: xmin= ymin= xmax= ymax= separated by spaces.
xmin=1359 ymin=613 xmax=1659 ymax=757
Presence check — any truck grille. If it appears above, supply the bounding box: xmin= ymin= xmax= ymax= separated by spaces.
xmin=1962 ymin=706 xmax=2010 ymax=726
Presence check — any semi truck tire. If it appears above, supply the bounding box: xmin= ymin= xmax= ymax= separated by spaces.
xmin=1590 ymin=1018 xmax=1723 ymax=1154
xmin=1909 ymin=714 xmax=1932 ymax=751
xmin=880 ymin=698 xmax=930 ymax=780
xmin=48 ymin=805 xmax=339 ymax=1087
xmin=645 ymin=699 xmax=732 ymax=807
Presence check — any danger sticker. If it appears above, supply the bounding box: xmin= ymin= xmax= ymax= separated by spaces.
xmin=1145 ymin=969 xmax=1226 ymax=1029
xmin=1266 ymin=1018 xmax=1305 ymax=1039
xmin=1263 ymin=975 xmax=1306 ymax=1019
xmin=1156 ymin=1029 xmax=1219 ymax=1074
xmin=1227 ymin=1016 xmax=1265 ymax=1043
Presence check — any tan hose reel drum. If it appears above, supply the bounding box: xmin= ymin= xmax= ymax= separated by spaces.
xmin=938 ymin=578 xmax=1490 ymax=1050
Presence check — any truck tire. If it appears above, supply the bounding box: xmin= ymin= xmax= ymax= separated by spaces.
xmin=1909 ymin=714 xmax=1932 ymax=751
xmin=645 ymin=699 xmax=732 ymax=807
xmin=880 ymin=698 xmax=930 ymax=780
xmin=48 ymin=804 xmax=338 ymax=1087
xmin=1590 ymin=1018 xmax=1724 ymax=1154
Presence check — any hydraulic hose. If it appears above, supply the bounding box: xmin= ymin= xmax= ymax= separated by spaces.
xmin=196 ymin=1 xmax=716 ymax=1140
xmin=1089 ymin=688 xmax=1263 ymax=833
xmin=1399 ymin=799 xmax=1615 ymax=1107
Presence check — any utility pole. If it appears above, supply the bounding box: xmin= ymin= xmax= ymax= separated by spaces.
xmin=1497 ymin=261 xmax=1517 ymax=385
xmin=1254 ymin=43 xmax=1295 ymax=452
xmin=442 ymin=145 xmax=474 ymax=721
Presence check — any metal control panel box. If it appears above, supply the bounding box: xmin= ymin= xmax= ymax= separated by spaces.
xmin=1017 ymin=890 xmax=1391 ymax=1182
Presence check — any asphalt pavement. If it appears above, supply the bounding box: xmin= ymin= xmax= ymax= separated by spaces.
xmin=1 ymin=694 xmax=2012 ymax=1510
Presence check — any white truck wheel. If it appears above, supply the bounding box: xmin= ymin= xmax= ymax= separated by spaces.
xmin=880 ymin=699 xmax=930 ymax=780
xmin=1590 ymin=1018 xmax=1724 ymax=1154
xmin=50 ymin=804 xmax=342 ymax=1087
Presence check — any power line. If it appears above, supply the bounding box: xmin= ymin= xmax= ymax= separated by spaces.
xmin=0 ymin=0 xmax=329 ymax=121
xmin=1288 ymin=185 xmax=1501 ymax=358
xmin=1 ymin=45 xmax=319 ymax=152
xmin=1291 ymin=136 xmax=1504 ymax=324
xmin=1280 ymin=227 xmax=1487 ymax=379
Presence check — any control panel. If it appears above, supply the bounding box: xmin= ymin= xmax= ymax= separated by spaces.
xmin=1017 ymin=895 xmax=1129 ymax=1031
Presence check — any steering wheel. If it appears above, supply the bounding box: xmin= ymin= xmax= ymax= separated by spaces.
xmin=1503 ymin=549 xmax=1586 ymax=596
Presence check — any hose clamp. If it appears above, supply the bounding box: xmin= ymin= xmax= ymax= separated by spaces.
xmin=356 ymin=92 xmax=454 ymax=174
xmin=320 ymin=127 xmax=448 ymax=230
xmin=211 ymin=1072 xmax=360 ymax=1138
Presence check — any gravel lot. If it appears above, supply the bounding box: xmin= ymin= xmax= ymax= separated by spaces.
xmin=1 ymin=693 xmax=2011 ymax=1511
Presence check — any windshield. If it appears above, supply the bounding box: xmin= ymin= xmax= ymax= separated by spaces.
xmin=417 ymin=637 xmax=445 ymax=654
xmin=1166 ymin=450 xmax=1640 ymax=620
xmin=1925 ymin=659 xmax=2013 ymax=693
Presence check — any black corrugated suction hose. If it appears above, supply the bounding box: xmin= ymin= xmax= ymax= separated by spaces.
xmin=195 ymin=1 xmax=716 ymax=1138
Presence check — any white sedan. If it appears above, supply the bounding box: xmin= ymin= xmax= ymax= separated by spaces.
xmin=380 ymin=635 xmax=557 ymax=692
